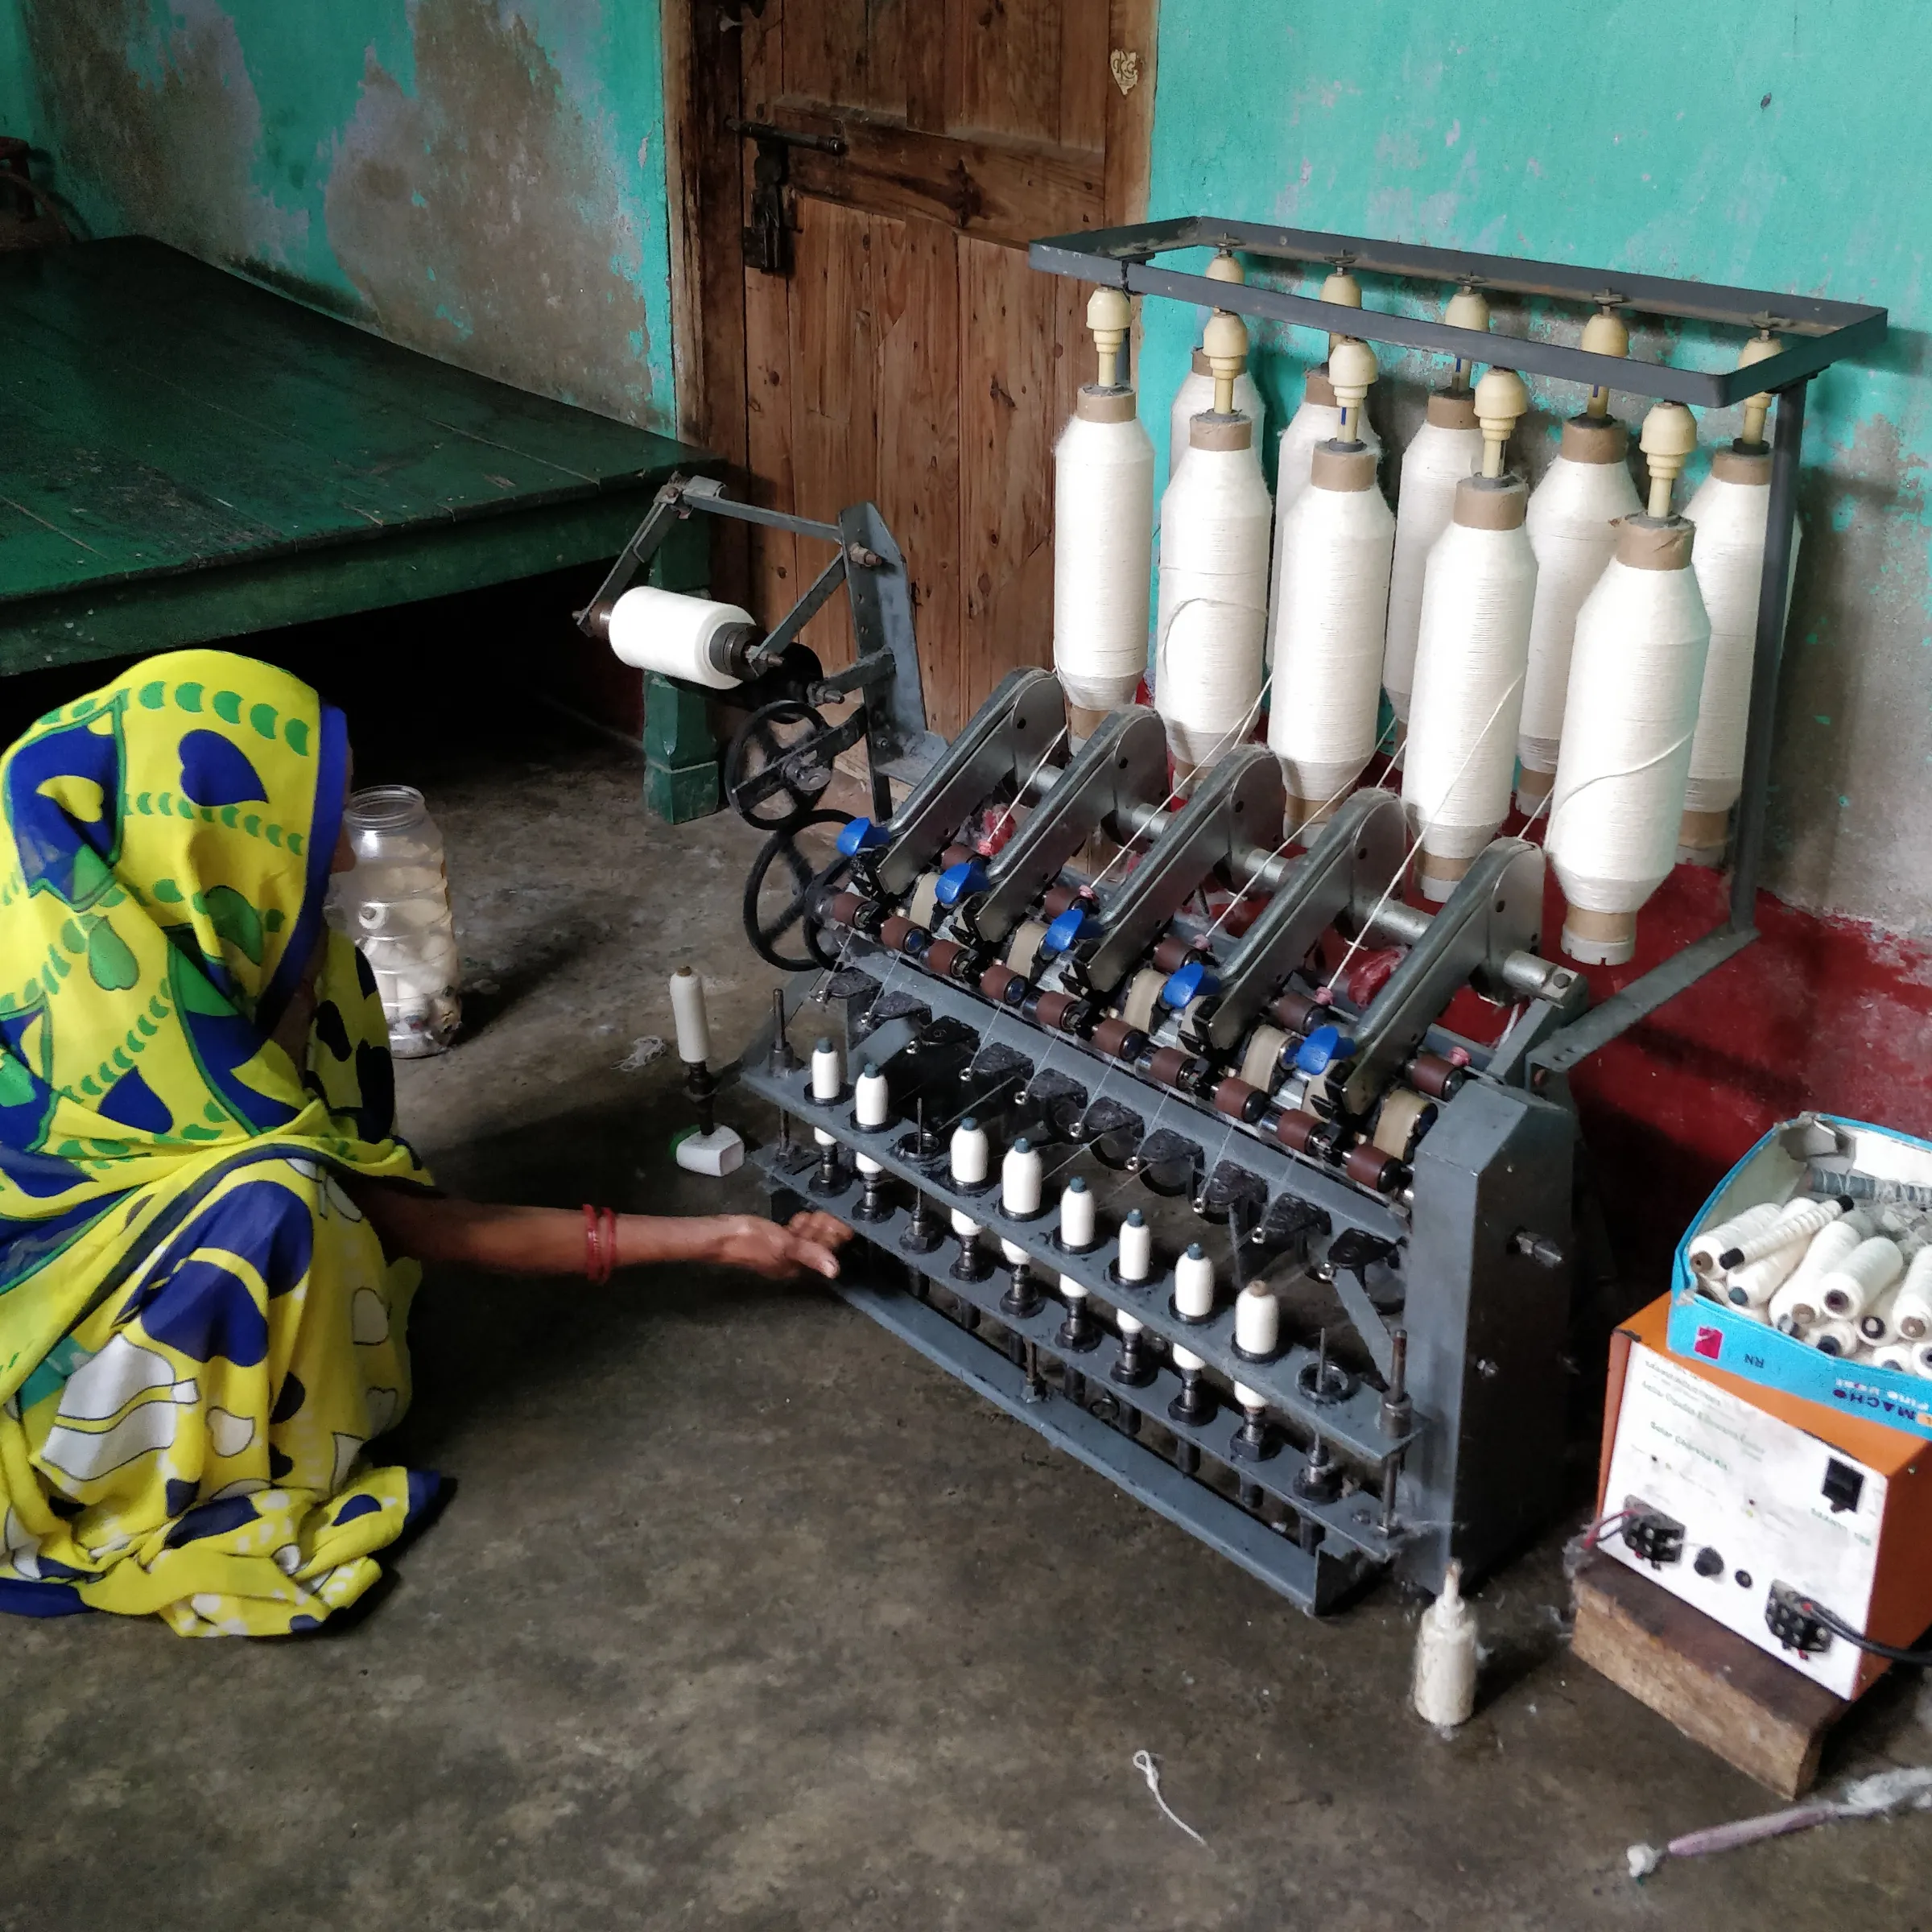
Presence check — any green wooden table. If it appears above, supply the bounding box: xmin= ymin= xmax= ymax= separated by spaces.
xmin=0 ymin=237 xmax=711 ymax=673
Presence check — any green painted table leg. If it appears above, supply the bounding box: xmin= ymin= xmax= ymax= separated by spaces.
xmin=642 ymin=671 xmax=721 ymax=823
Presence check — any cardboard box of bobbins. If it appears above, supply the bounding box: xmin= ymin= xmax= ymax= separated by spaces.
xmin=1666 ymin=1113 xmax=1932 ymax=1443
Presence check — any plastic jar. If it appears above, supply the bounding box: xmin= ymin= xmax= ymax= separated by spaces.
xmin=329 ymin=785 xmax=462 ymax=1057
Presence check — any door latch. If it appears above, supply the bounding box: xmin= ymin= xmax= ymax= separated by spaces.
xmin=727 ymin=118 xmax=846 ymax=277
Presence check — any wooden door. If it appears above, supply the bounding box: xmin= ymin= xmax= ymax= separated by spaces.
xmin=664 ymin=0 xmax=1158 ymax=737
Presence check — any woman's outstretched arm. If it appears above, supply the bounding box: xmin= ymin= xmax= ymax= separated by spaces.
xmin=347 ymin=1187 xmax=852 ymax=1282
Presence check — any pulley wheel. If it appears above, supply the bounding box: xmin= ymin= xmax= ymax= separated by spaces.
xmin=742 ymin=812 xmax=850 ymax=972
xmin=724 ymin=700 xmax=836 ymax=832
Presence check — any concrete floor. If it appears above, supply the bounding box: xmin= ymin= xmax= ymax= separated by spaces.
xmin=7 ymin=726 xmax=1932 ymax=1932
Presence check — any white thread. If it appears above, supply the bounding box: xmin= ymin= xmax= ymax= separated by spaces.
xmin=606 ymin=586 xmax=755 ymax=688
xmin=1808 ymin=1317 xmax=1861 ymax=1356
xmin=1001 ymin=1139 xmax=1043 ymax=1217
xmin=1169 ymin=357 xmax=1261 ymax=485
xmin=1726 ymin=1195 xmax=1845 ymax=1267
xmin=1117 ymin=1212 xmax=1154 ymax=1283
xmin=1058 ymin=1177 xmax=1096 ymax=1249
xmin=1383 ymin=417 xmax=1484 ymax=720
xmin=1547 ymin=537 xmax=1711 ymax=946
xmin=1518 ymin=448 xmax=1641 ymax=783
xmin=854 ymin=1064 xmax=890 ymax=1128
xmin=1773 ymin=1216 xmax=1871 ymax=1326
xmin=1155 ymin=436 xmax=1273 ymax=771
xmin=1682 ymin=465 xmax=1799 ymax=815
xmin=1870 ymin=1340 xmax=1917 ymax=1374
xmin=1266 ymin=462 xmax=1393 ymax=803
xmin=1234 ymin=1282 xmax=1279 ymax=1355
xmin=1818 ymin=1236 xmax=1905 ymax=1319
xmin=1276 ymin=381 xmax=1382 ymax=520
xmin=1860 ymin=1286 xmax=1904 ymax=1345
xmin=1055 ymin=406 xmax=1156 ymax=709
xmin=1688 ymin=1203 xmax=1783 ymax=1274
xmin=668 ymin=967 xmax=712 ymax=1064
xmin=1132 ymin=1751 xmax=1207 ymax=1847
xmin=1895 ymin=1245 xmax=1932 ymax=1339
xmin=1402 ymin=510 xmax=1538 ymax=888
xmin=949 ymin=1120 xmax=989 ymax=1187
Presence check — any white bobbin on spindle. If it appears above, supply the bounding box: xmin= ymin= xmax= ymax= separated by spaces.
xmin=950 ymin=1117 xmax=990 ymax=1187
xmin=1234 ymin=1282 xmax=1280 ymax=1357
xmin=1277 ymin=265 xmax=1381 ymax=520
xmin=1001 ymin=1137 xmax=1043 ymax=1217
xmin=1168 ymin=251 xmax=1264 ymax=485
xmin=1678 ymin=332 xmax=1798 ymax=865
xmin=1403 ymin=369 xmax=1538 ymax=901
xmin=1547 ymin=402 xmax=1711 ymax=966
xmin=1517 ymin=311 xmax=1641 ymax=813
xmin=1383 ymin=288 xmax=1492 ymax=724
xmin=1056 ymin=287 xmax=1157 ymax=737
xmin=811 ymin=1036 xmax=844 ymax=1101
xmin=1117 ymin=1209 xmax=1154 ymax=1285
xmin=1156 ymin=308 xmax=1274 ymax=786
xmin=854 ymin=1063 xmax=891 ymax=1129
xmin=1059 ymin=1175 xmax=1097 ymax=1251
xmin=1174 ymin=1242 xmax=1216 ymax=1319
xmin=1268 ymin=338 xmax=1394 ymax=828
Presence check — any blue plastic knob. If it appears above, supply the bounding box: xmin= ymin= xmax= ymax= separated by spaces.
xmin=1294 ymin=1023 xmax=1356 ymax=1076
xmin=1042 ymin=906 xmax=1088 ymax=956
xmin=836 ymin=816 xmax=890 ymax=857
xmin=935 ymin=858 xmax=988 ymax=906
xmin=1159 ymin=958 xmax=1221 ymax=1010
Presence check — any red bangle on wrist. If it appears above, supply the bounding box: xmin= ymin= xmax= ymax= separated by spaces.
xmin=583 ymin=1204 xmax=618 ymax=1283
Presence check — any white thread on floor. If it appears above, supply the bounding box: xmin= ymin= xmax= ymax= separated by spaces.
xmin=1132 ymin=1749 xmax=1207 ymax=1847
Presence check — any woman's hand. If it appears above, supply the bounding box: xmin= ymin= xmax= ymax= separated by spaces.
xmin=693 ymin=1211 xmax=853 ymax=1281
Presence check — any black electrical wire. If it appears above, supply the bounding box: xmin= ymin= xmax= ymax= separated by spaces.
xmin=1798 ymin=1596 xmax=1932 ymax=1666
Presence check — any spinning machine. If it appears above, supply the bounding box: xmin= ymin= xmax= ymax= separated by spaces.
xmin=587 ymin=221 xmax=1885 ymax=1619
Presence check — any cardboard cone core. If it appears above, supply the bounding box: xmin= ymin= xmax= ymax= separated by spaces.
xmin=1562 ymin=905 xmax=1637 ymax=965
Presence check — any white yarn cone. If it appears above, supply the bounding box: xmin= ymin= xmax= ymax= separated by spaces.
xmin=1517 ymin=417 xmax=1642 ymax=809
xmin=1267 ymin=442 xmax=1394 ymax=820
xmin=1384 ymin=394 xmax=1484 ymax=723
xmin=1403 ymin=478 xmax=1538 ymax=899
xmin=1276 ymin=365 xmax=1383 ymax=522
xmin=1170 ymin=348 xmax=1263 ymax=485
xmin=1678 ymin=448 xmax=1799 ymax=863
xmin=1156 ymin=420 xmax=1273 ymax=779
xmin=1548 ymin=518 xmax=1711 ymax=964
xmin=1054 ymin=392 xmax=1155 ymax=716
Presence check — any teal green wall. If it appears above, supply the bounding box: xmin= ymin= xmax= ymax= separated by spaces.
xmin=6 ymin=0 xmax=675 ymax=434
xmin=1144 ymin=1 xmax=1932 ymax=932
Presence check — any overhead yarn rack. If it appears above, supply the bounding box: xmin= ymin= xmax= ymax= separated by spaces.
xmin=1027 ymin=217 xmax=1886 ymax=1077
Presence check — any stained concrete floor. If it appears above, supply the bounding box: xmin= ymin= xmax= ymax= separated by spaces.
xmin=6 ymin=721 xmax=1932 ymax=1932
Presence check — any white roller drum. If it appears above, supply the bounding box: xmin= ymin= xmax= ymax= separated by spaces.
xmin=1267 ymin=443 xmax=1394 ymax=819
xmin=1517 ymin=418 xmax=1641 ymax=804
xmin=1383 ymin=393 xmax=1484 ymax=723
xmin=607 ymin=585 xmax=755 ymax=689
xmin=1547 ymin=518 xmax=1711 ymax=965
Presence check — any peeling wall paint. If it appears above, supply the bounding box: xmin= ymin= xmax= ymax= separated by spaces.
xmin=1144 ymin=0 xmax=1932 ymax=934
xmin=6 ymin=0 xmax=675 ymax=433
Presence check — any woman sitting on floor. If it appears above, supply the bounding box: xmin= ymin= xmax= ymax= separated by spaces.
xmin=0 ymin=649 xmax=848 ymax=1636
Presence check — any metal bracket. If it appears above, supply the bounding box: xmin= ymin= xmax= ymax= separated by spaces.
xmin=1200 ymin=787 xmax=1409 ymax=1055
xmin=728 ymin=118 xmax=846 ymax=277
xmin=870 ymin=667 xmax=1066 ymax=898
xmin=1331 ymin=840 xmax=1545 ymax=1121
xmin=967 ymin=708 xmax=1170 ymax=945
xmin=1073 ymin=747 xmax=1285 ymax=997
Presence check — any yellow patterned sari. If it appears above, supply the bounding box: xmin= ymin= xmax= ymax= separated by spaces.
xmin=0 ymin=650 xmax=438 ymax=1634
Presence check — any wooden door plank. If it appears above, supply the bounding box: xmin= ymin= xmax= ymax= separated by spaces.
xmin=1102 ymin=0 xmax=1159 ymax=226
xmin=904 ymin=0 xmax=947 ymax=131
xmin=741 ymin=0 xmax=799 ymax=626
xmin=1059 ymin=0 xmax=1110 ymax=153
xmin=785 ymin=0 xmax=869 ymax=109
xmin=874 ymin=215 xmax=962 ymax=733
xmin=859 ymin=0 xmax=910 ymax=121
xmin=952 ymin=0 xmax=1059 ymax=143
xmin=17 ymin=242 xmax=687 ymax=485
xmin=782 ymin=115 xmax=1104 ymax=248
xmin=786 ymin=197 xmax=883 ymax=669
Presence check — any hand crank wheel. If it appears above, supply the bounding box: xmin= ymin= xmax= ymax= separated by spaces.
xmin=724 ymin=699 xmax=836 ymax=832
xmin=742 ymin=811 xmax=851 ymax=972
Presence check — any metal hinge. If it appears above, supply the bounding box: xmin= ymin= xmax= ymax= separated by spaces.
xmin=727 ymin=118 xmax=847 ymax=276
